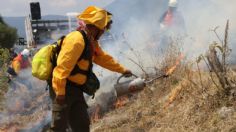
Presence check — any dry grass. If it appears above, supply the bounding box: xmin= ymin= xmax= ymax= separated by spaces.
xmin=91 ymin=65 xmax=236 ymax=131
xmin=91 ymin=35 xmax=236 ymax=131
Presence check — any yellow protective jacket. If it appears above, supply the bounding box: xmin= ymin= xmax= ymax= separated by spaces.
xmin=52 ymin=31 xmax=127 ymax=96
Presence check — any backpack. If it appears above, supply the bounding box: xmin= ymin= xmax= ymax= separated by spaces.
xmin=32 ymin=36 xmax=65 ymax=81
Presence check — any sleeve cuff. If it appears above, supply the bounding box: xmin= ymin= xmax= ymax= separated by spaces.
xmin=52 ymin=77 xmax=67 ymax=96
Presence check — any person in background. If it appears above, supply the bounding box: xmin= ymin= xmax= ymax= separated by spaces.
xmin=159 ymin=0 xmax=186 ymax=35
xmin=50 ymin=6 xmax=132 ymax=132
xmin=158 ymin=0 xmax=186 ymax=52
xmin=7 ymin=48 xmax=31 ymax=77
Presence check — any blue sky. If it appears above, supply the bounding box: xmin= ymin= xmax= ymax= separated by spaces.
xmin=0 ymin=0 xmax=115 ymax=17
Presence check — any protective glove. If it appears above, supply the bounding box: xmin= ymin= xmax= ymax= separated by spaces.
xmin=56 ymin=95 xmax=65 ymax=105
xmin=123 ymin=69 xmax=132 ymax=77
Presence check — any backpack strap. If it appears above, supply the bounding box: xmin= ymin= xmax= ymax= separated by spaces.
xmin=47 ymin=35 xmax=66 ymax=90
xmin=51 ymin=31 xmax=92 ymax=78
xmin=51 ymin=36 xmax=66 ymax=68
xmin=56 ymin=36 xmax=66 ymax=55
xmin=78 ymin=31 xmax=91 ymax=61
xmin=70 ymin=30 xmax=93 ymax=76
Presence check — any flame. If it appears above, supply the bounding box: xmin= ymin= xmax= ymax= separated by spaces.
xmin=90 ymin=96 xmax=130 ymax=123
xmin=165 ymin=53 xmax=184 ymax=76
xmin=164 ymin=84 xmax=182 ymax=109
xmin=91 ymin=104 xmax=101 ymax=123
xmin=164 ymin=79 xmax=188 ymax=109
xmin=166 ymin=65 xmax=177 ymax=76
xmin=114 ymin=96 xmax=129 ymax=108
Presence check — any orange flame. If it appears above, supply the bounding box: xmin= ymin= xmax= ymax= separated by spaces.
xmin=166 ymin=53 xmax=184 ymax=76
xmin=91 ymin=104 xmax=101 ymax=123
xmin=114 ymin=96 xmax=129 ymax=108
xmin=164 ymin=79 xmax=188 ymax=109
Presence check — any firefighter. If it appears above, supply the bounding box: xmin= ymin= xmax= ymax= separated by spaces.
xmin=7 ymin=48 xmax=31 ymax=77
xmin=159 ymin=0 xmax=185 ymax=34
xmin=50 ymin=6 xmax=132 ymax=132
xmin=158 ymin=0 xmax=186 ymax=51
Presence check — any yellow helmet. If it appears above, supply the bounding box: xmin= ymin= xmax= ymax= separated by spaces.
xmin=77 ymin=6 xmax=112 ymax=30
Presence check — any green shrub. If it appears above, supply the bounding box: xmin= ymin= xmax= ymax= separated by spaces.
xmin=0 ymin=48 xmax=10 ymax=105
xmin=0 ymin=15 xmax=17 ymax=49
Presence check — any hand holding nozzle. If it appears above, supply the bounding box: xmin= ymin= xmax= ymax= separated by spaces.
xmin=122 ymin=69 xmax=133 ymax=77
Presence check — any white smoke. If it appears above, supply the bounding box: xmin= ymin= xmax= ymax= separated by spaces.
xmin=0 ymin=68 xmax=51 ymax=131
xmin=3 ymin=1 xmax=236 ymax=130
xmin=179 ymin=0 xmax=236 ymax=60
xmin=90 ymin=0 xmax=236 ymax=107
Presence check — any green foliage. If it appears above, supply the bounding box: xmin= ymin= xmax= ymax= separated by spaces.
xmin=0 ymin=15 xmax=17 ymax=49
xmin=0 ymin=48 xmax=10 ymax=68
xmin=0 ymin=48 xmax=10 ymax=104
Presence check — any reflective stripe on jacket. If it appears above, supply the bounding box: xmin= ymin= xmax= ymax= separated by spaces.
xmin=52 ymin=31 xmax=126 ymax=96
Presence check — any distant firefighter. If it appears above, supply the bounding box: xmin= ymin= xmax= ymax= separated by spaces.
xmin=7 ymin=49 xmax=31 ymax=77
xmin=159 ymin=0 xmax=186 ymax=35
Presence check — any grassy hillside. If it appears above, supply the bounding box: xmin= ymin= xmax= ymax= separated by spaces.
xmin=91 ymin=23 xmax=236 ymax=131
xmin=91 ymin=63 xmax=236 ymax=132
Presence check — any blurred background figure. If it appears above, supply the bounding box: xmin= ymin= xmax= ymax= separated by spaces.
xmin=7 ymin=48 xmax=31 ymax=78
xmin=159 ymin=0 xmax=186 ymax=35
xmin=158 ymin=0 xmax=186 ymax=52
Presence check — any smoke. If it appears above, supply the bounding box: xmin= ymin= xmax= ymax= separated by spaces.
xmin=89 ymin=0 xmax=236 ymax=109
xmin=3 ymin=1 xmax=235 ymax=129
xmin=0 ymin=68 xmax=51 ymax=131
xmin=178 ymin=0 xmax=236 ymax=59
xmin=104 ymin=0 xmax=236 ymax=60
xmin=105 ymin=0 xmax=236 ymax=66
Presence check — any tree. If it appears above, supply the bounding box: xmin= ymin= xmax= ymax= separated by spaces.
xmin=0 ymin=15 xmax=6 ymax=25
xmin=0 ymin=15 xmax=17 ymax=49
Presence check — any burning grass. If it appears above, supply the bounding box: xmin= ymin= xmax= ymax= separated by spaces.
xmin=1 ymin=22 xmax=235 ymax=131
xmin=0 ymin=76 xmax=50 ymax=131
xmin=90 ymin=33 xmax=236 ymax=131
xmin=90 ymin=95 xmax=130 ymax=124
xmin=91 ymin=64 xmax=236 ymax=132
